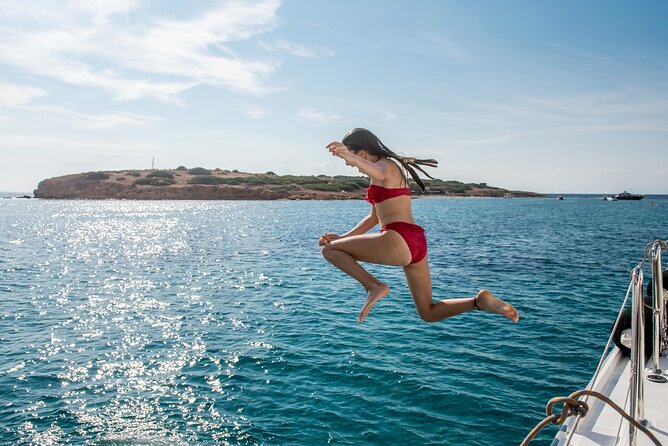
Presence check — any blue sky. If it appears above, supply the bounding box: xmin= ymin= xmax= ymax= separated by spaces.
xmin=1 ymin=0 xmax=666 ymax=193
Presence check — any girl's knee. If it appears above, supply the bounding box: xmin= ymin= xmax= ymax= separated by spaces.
xmin=321 ymin=243 xmax=333 ymax=261
xmin=419 ymin=312 xmax=438 ymax=323
xmin=416 ymin=306 xmax=438 ymax=323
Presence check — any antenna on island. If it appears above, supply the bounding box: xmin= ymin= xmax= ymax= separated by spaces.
xmin=151 ymin=156 xmax=155 ymax=170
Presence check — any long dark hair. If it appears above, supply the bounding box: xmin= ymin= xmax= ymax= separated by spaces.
xmin=342 ymin=128 xmax=438 ymax=191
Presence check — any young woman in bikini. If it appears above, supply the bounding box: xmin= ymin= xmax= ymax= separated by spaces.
xmin=319 ymin=128 xmax=519 ymax=324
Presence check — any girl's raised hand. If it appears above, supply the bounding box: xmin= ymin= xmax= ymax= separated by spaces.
xmin=326 ymin=141 xmax=351 ymax=159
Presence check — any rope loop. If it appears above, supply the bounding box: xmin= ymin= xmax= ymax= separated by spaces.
xmin=521 ymin=389 xmax=662 ymax=446
xmin=545 ymin=397 xmax=589 ymax=425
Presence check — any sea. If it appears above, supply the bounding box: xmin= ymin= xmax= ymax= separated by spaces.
xmin=1 ymin=195 xmax=667 ymax=446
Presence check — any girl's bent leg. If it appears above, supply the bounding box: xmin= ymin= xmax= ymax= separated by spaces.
xmin=321 ymin=232 xmax=410 ymax=322
xmin=403 ymin=258 xmax=519 ymax=323
xmin=321 ymin=242 xmax=389 ymax=323
xmin=403 ymin=258 xmax=474 ymax=322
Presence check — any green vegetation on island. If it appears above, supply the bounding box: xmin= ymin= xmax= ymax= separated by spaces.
xmin=179 ymin=172 xmax=501 ymax=196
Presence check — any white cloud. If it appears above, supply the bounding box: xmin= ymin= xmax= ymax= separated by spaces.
xmin=520 ymin=93 xmax=668 ymax=133
xmin=0 ymin=133 xmax=158 ymax=156
xmin=25 ymin=105 xmax=161 ymax=129
xmin=449 ymin=134 xmax=514 ymax=148
xmin=239 ymin=103 xmax=268 ymax=119
xmin=420 ymin=32 xmax=473 ymax=62
xmin=296 ymin=108 xmax=340 ymax=123
xmin=260 ymin=39 xmax=316 ymax=58
xmin=462 ymin=89 xmax=668 ymax=134
xmin=66 ymin=0 xmax=138 ymax=18
xmin=0 ymin=132 xmax=162 ymax=190
xmin=0 ymin=0 xmax=284 ymax=102
xmin=0 ymin=79 xmax=159 ymax=129
xmin=523 ymin=94 xmax=668 ymax=117
xmin=0 ymin=80 xmax=48 ymax=107
xmin=373 ymin=107 xmax=397 ymax=122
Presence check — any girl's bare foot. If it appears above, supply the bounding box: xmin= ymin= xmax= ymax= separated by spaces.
xmin=358 ymin=283 xmax=390 ymax=323
xmin=475 ymin=289 xmax=519 ymax=323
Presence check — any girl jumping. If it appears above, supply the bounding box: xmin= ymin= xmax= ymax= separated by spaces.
xmin=319 ymin=128 xmax=519 ymax=324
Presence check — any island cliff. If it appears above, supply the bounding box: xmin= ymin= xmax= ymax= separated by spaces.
xmin=33 ymin=167 xmax=542 ymax=200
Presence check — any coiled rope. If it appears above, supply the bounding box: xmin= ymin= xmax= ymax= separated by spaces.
xmin=520 ymin=389 xmax=662 ymax=445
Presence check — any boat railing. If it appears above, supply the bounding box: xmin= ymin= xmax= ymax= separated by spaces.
xmin=524 ymin=240 xmax=667 ymax=446
xmin=564 ymin=240 xmax=667 ymax=446
xmin=629 ymin=240 xmax=668 ymax=445
xmin=649 ymin=242 xmax=666 ymax=374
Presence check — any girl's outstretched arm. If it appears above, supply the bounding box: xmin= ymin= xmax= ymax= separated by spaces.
xmin=342 ymin=207 xmax=378 ymax=237
xmin=319 ymin=208 xmax=378 ymax=245
xmin=327 ymin=141 xmax=391 ymax=183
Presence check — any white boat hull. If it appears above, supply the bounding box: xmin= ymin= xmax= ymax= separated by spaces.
xmin=553 ymin=349 xmax=668 ymax=446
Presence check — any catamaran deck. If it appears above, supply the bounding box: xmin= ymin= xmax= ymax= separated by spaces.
xmin=554 ymin=349 xmax=668 ymax=446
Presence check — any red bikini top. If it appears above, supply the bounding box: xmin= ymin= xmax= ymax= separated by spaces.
xmin=365 ymin=184 xmax=411 ymax=204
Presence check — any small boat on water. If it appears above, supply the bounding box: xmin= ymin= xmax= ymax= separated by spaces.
xmin=522 ymin=240 xmax=668 ymax=446
xmin=615 ymin=191 xmax=644 ymax=201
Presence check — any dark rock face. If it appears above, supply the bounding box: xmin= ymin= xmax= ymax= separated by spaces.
xmin=35 ymin=176 xmax=129 ymax=199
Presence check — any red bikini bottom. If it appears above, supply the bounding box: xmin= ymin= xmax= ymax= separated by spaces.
xmin=381 ymin=222 xmax=427 ymax=264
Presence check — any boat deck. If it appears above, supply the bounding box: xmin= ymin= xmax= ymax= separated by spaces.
xmin=554 ymin=349 xmax=668 ymax=446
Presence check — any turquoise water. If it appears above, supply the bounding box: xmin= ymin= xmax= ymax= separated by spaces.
xmin=1 ymin=197 xmax=667 ymax=445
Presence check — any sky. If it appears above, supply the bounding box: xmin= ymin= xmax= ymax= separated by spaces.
xmin=0 ymin=0 xmax=667 ymax=194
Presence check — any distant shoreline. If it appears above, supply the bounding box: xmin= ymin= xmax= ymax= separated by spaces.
xmin=31 ymin=167 xmax=544 ymax=200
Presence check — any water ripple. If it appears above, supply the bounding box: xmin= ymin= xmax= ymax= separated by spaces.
xmin=0 ymin=197 xmax=667 ymax=445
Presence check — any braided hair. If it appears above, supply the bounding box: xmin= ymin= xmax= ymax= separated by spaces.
xmin=341 ymin=128 xmax=438 ymax=191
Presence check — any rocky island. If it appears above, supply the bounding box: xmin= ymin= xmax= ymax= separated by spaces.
xmin=33 ymin=167 xmax=542 ymax=200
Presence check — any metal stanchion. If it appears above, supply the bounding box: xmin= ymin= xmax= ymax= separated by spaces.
xmin=629 ymin=267 xmax=646 ymax=446
xmin=647 ymin=243 xmax=667 ymax=383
